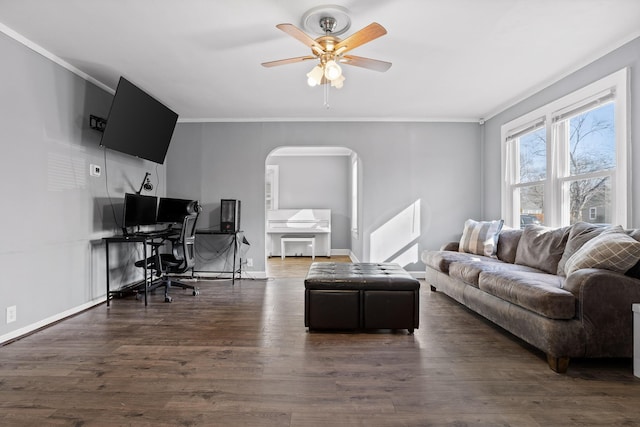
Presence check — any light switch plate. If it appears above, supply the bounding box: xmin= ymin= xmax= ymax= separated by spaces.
xmin=6 ymin=306 xmax=16 ymax=324
xmin=90 ymin=164 xmax=101 ymax=177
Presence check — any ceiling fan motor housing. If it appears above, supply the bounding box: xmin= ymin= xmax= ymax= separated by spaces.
xmin=302 ymin=5 xmax=351 ymax=36
xmin=320 ymin=16 xmax=337 ymax=33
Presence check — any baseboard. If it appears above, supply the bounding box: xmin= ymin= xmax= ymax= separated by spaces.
xmin=407 ymin=270 xmax=425 ymax=279
xmin=0 ymin=297 xmax=105 ymax=346
xmin=331 ymin=249 xmax=351 ymax=256
xmin=192 ymin=271 xmax=268 ymax=280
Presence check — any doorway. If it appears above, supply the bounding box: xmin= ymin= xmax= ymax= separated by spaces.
xmin=265 ymin=146 xmax=357 ymax=277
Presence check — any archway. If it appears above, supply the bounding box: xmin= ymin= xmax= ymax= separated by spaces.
xmin=264 ymin=146 xmax=358 ymax=277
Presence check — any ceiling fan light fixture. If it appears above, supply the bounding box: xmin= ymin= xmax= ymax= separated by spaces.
xmin=324 ymin=60 xmax=342 ymax=81
xmin=306 ymin=65 xmax=324 ymax=87
xmin=330 ymin=74 xmax=345 ymax=89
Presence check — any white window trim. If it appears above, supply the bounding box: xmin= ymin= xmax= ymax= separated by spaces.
xmin=501 ymin=68 xmax=629 ymax=228
xmin=265 ymin=165 xmax=279 ymax=211
xmin=351 ymin=153 xmax=359 ymax=238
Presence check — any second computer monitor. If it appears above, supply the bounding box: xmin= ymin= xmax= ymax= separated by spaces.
xmin=157 ymin=197 xmax=198 ymax=224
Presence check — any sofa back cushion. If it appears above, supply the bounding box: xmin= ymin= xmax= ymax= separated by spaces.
xmin=515 ymin=225 xmax=570 ymax=274
xmin=496 ymin=228 xmax=522 ymax=264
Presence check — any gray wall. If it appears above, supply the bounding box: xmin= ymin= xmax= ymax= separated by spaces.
xmin=0 ymin=32 xmax=165 ymax=340
xmin=483 ymin=36 xmax=640 ymax=226
xmin=166 ymin=121 xmax=482 ymax=274
xmin=266 ymin=154 xmax=350 ymax=250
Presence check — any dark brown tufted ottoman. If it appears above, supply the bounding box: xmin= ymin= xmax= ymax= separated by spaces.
xmin=304 ymin=262 xmax=420 ymax=334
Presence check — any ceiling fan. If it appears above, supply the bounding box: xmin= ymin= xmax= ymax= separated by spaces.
xmin=261 ymin=6 xmax=391 ymax=90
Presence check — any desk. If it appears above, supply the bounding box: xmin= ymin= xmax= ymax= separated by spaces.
xmin=193 ymin=230 xmax=244 ymax=285
xmin=104 ymin=231 xmax=175 ymax=306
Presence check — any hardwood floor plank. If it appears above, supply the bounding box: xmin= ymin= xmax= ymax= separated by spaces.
xmin=267 ymin=255 xmax=350 ymax=278
xmin=1 ymin=275 xmax=639 ymax=426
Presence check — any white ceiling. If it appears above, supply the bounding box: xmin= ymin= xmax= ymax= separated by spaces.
xmin=1 ymin=0 xmax=639 ymax=122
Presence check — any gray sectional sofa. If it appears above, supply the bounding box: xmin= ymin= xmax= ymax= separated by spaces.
xmin=422 ymin=221 xmax=640 ymax=372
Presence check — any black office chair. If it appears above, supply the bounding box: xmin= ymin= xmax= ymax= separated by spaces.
xmin=135 ymin=213 xmax=200 ymax=302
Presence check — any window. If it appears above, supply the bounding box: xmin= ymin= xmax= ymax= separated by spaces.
xmin=502 ymin=69 xmax=628 ymax=228
xmin=351 ymin=153 xmax=359 ymax=237
xmin=265 ymin=165 xmax=279 ymax=211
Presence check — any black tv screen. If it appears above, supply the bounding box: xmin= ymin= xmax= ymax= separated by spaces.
xmin=123 ymin=193 xmax=158 ymax=227
xmin=100 ymin=77 xmax=178 ymax=164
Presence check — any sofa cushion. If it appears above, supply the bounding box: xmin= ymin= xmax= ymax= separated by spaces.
xmin=496 ymin=228 xmax=523 ymax=264
xmin=557 ymin=222 xmax=607 ymax=276
xmin=478 ymin=270 xmax=574 ymax=320
xmin=564 ymin=226 xmax=640 ymax=276
xmin=459 ymin=219 xmax=504 ymax=257
xmin=514 ymin=225 xmax=570 ymax=274
xmin=422 ymin=250 xmax=499 ymax=274
xmin=449 ymin=260 xmax=544 ymax=287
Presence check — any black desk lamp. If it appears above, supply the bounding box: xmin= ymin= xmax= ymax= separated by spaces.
xmin=136 ymin=172 xmax=153 ymax=194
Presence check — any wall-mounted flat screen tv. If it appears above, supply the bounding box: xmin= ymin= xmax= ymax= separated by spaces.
xmin=100 ymin=77 xmax=178 ymax=164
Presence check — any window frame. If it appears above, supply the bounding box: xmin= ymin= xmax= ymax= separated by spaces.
xmin=501 ymin=68 xmax=629 ymax=228
xmin=351 ymin=153 xmax=359 ymax=238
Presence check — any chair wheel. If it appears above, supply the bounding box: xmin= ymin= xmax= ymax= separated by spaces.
xmin=165 ymin=296 xmax=173 ymax=303
xmin=193 ymin=289 xmax=199 ymax=296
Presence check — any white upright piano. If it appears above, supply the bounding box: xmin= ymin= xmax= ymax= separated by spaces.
xmin=266 ymin=209 xmax=331 ymax=258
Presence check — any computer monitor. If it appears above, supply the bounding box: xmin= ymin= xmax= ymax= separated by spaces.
xmin=123 ymin=193 xmax=158 ymax=228
xmin=157 ymin=197 xmax=198 ymax=224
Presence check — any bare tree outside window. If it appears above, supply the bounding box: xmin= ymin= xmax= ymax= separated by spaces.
xmin=518 ymin=128 xmax=546 ymax=222
xmin=567 ymin=103 xmax=615 ymax=224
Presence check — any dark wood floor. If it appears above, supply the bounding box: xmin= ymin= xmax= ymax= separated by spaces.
xmin=1 ymin=274 xmax=639 ymax=426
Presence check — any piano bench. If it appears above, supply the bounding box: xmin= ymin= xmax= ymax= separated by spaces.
xmin=281 ymin=234 xmax=316 ymax=260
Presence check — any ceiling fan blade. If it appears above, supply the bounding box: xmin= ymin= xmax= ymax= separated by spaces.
xmin=276 ymin=23 xmax=324 ymax=55
xmin=341 ymin=55 xmax=392 ymax=72
xmin=262 ymin=56 xmax=317 ymax=68
xmin=334 ymin=22 xmax=387 ymax=55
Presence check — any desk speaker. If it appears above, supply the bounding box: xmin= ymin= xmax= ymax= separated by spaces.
xmin=220 ymin=199 xmax=241 ymax=232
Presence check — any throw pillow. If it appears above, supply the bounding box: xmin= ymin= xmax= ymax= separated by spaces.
xmin=458 ymin=219 xmax=504 ymax=257
xmin=556 ymin=222 xmax=607 ymax=276
xmin=514 ymin=224 xmax=570 ymax=274
xmin=564 ymin=226 xmax=640 ymax=276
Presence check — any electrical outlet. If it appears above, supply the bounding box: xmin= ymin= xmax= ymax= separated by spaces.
xmin=6 ymin=306 xmax=16 ymax=324
xmin=90 ymin=164 xmax=101 ymax=177
xmin=247 ymin=258 xmax=253 ymax=267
